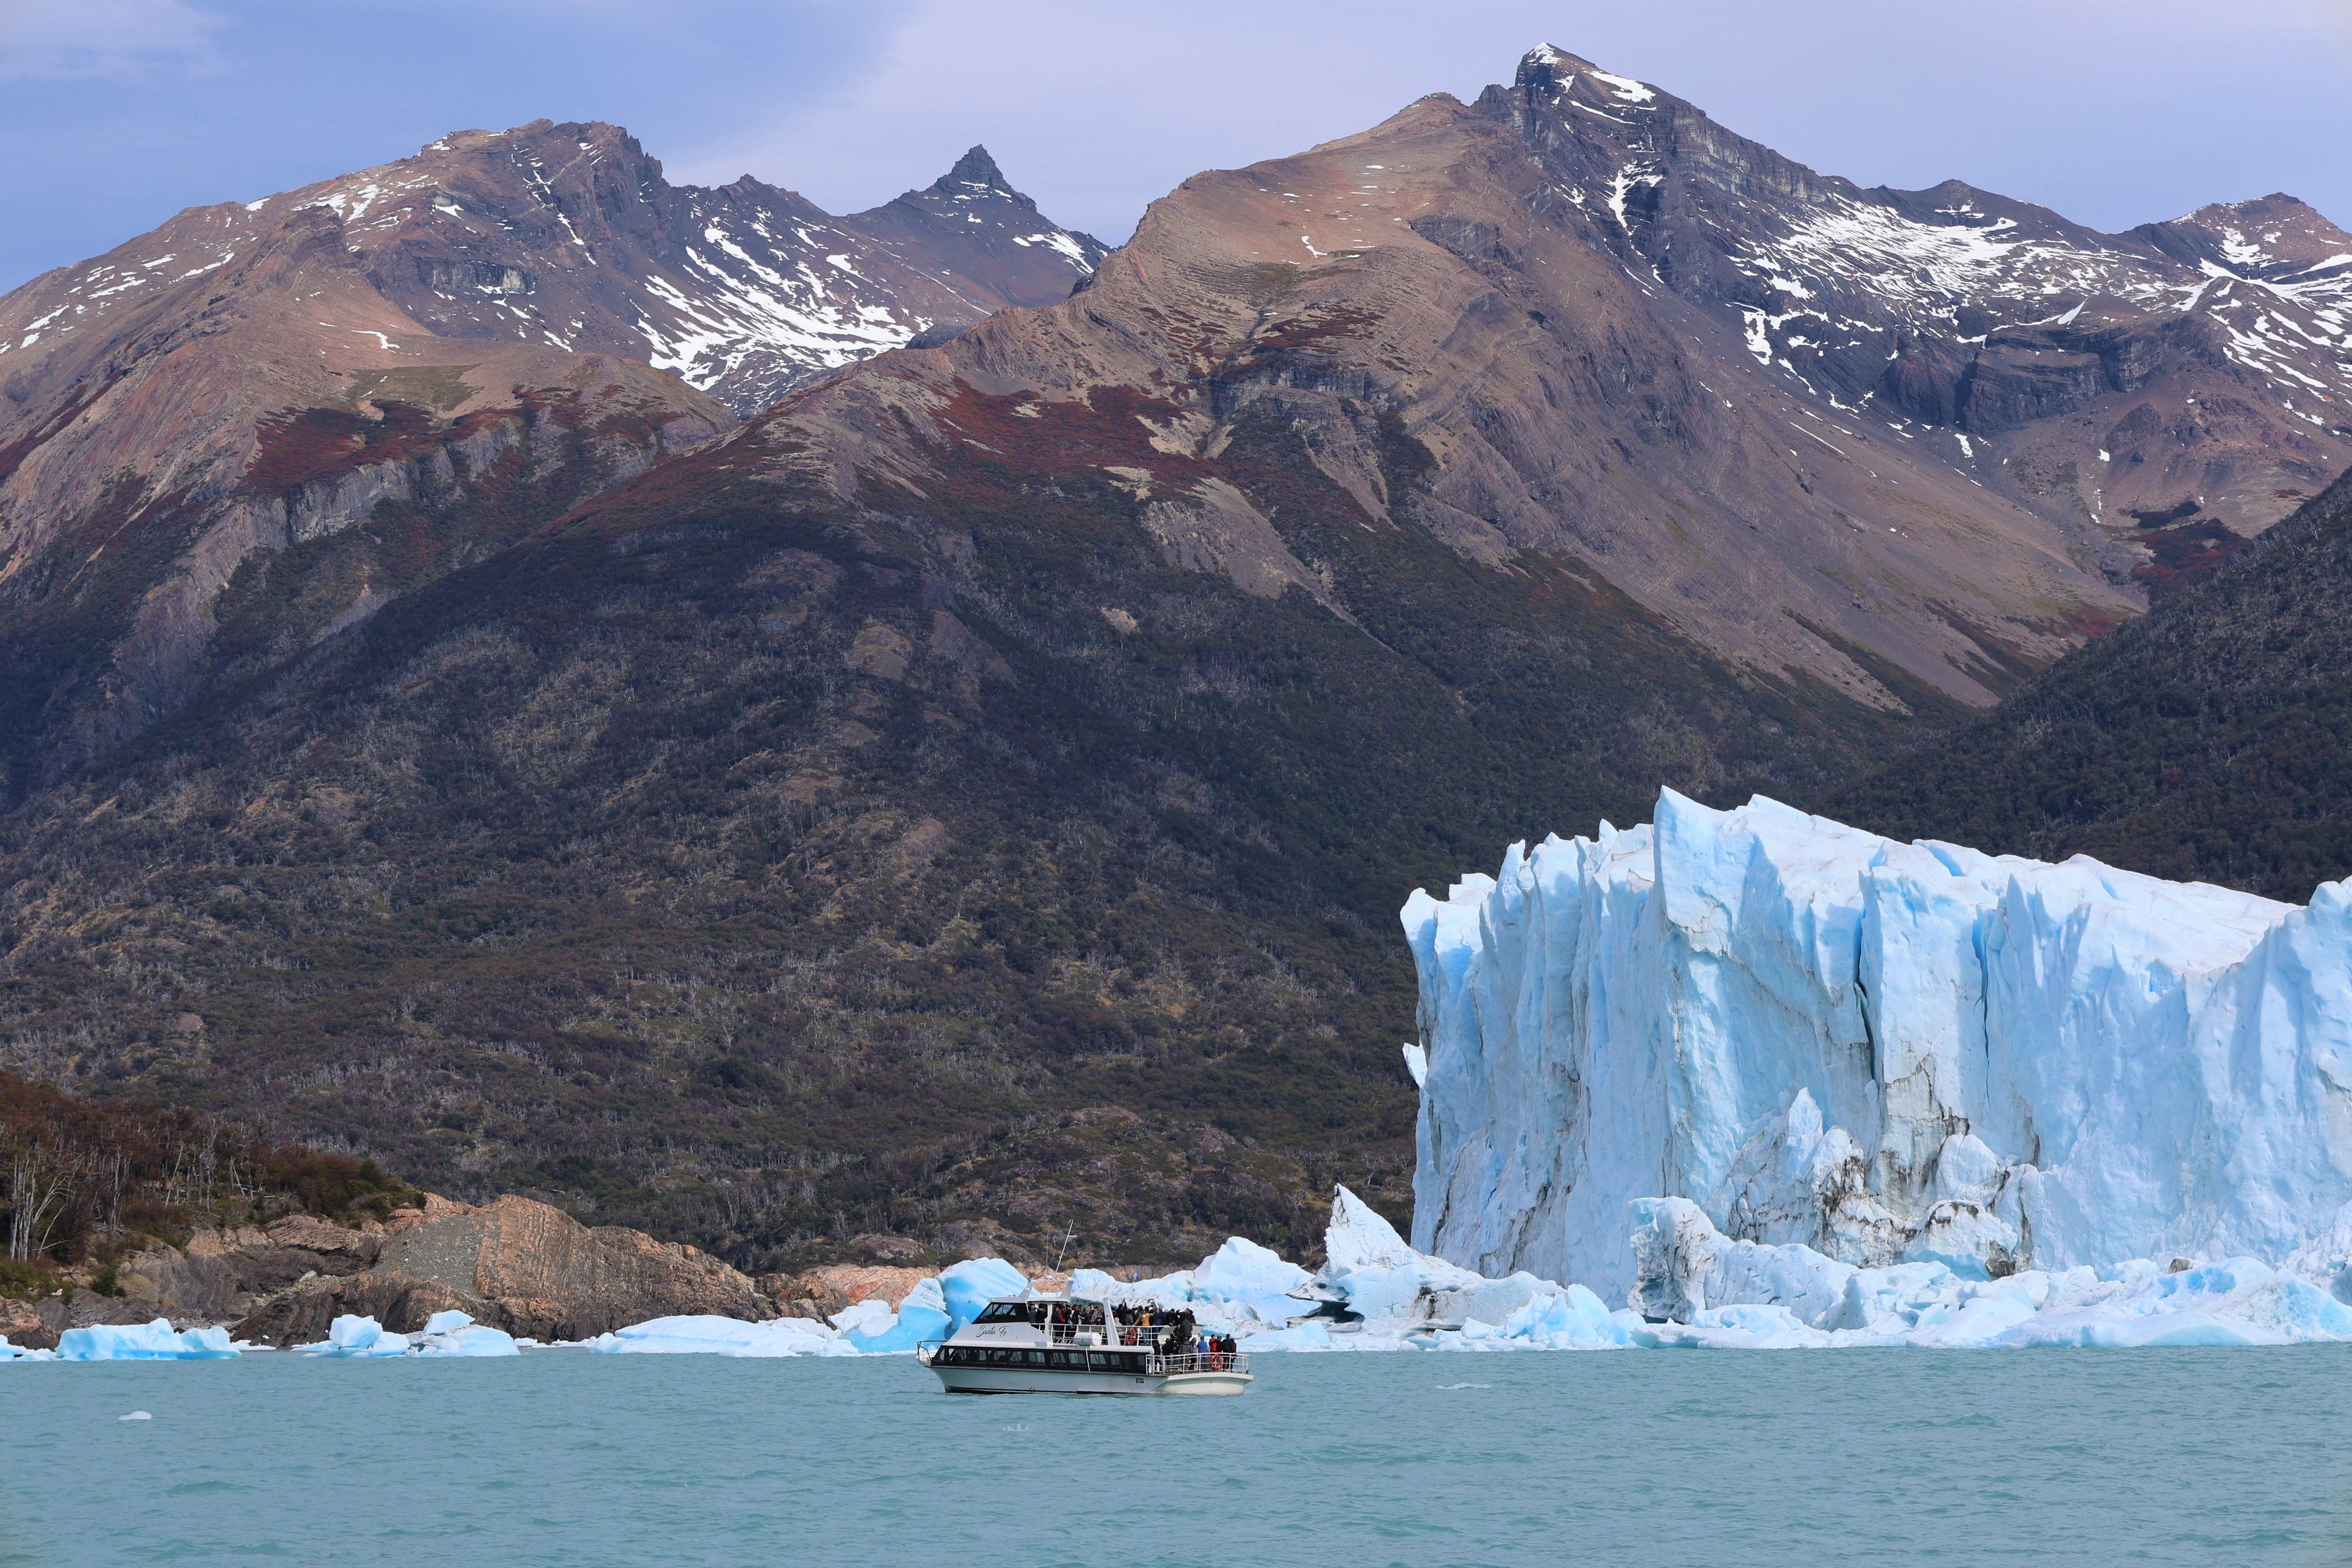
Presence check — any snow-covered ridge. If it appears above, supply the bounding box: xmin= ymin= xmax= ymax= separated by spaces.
xmin=0 ymin=122 xmax=1104 ymax=414
xmin=1502 ymin=45 xmax=2352 ymax=433
xmin=1403 ymin=789 xmax=2352 ymax=1304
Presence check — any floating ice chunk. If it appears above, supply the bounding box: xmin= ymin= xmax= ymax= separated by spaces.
xmin=1191 ymin=1237 xmax=1312 ymax=1325
xmin=1688 ymin=1302 xmax=1833 ymax=1348
xmin=1069 ymin=1266 xmax=1199 ymax=1309
xmin=1257 ymin=1187 xmax=2352 ymax=1352
xmin=584 ymin=1314 xmax=855 ymax=1357
xmin=1239 ymin=1320 xmax=1334 ymax=1351
xmin=0 ymin=1335 xmax=55 ymax=1362
xmin=58 ymin=1320 xmax=238 ymax=1361
xmin=1065 ymin=1267 xmax=1127 ymax=1299
xmin=1311 ymin=1184 xmax=1560 ymax=1331
xmin=938 ymin=1257 xmax=1030 ymax=1335
xmin=828 ymin=1299 xmax=896 ymax=1336
xmin=119 ymin=1411 xmax=152 ymax=1421
xmin=1502 ymin=1286 xmax=1634 ymax=1348
xmin=413 ymin=1311 xmax=520 ymax=1358
xmin=303 ymin=1315 xmax=410 ymax=1358
xmin=842 ymin=1277 xmax=953 ymax=1353
xmin=1904 ymin=1282 xmax=2040 ymax=1347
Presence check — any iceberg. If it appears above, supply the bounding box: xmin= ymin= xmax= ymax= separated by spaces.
xmin=295 ymin=1311 xmax=520 ymax=1357
xmin=0 ymin=1334 xmax=56 ymax=1362
xmin=56 ymin=1319 xmax=237 ymax=1361
xmin=574 ymin=1257 xmax=1057 ymax=1358
xmin=843 ymin=1276 xmax=952 ymax=1353
xmin=582 ymin=1314 xmax=858 ymax=1357
xmin=1067 ymin=1239 xmax=1315 ymax=1334
xmin=414 ymin=1311 xmax=521 ymax=1357
xmin=1221 ymin=1165 xmax=2352 ymax=1354
xmin=1189 ymin=1238 xmax=1313 ymax=1325
xmin=1312 ymin=1185 xmax=1559 ymax=1331
xmin=302 ymin=1315 xmax=411 ymax=1358
xmin=937 ymin=1257 xmax=1029 ymax=1334
xmin=1403 ymin=789 xmax=2352 ymax=1301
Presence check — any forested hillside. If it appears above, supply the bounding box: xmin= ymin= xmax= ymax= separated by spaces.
xmin=1838 ymin=469 xmax=2352 ymax=900
xmin=0 ymin=400 xmax=1901 ymax=1270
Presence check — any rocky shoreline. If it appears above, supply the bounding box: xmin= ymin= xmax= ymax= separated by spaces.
xmin=0 ymin=1192 xmax=1116 ymax=1351
xmin=1 ymin=1195 xmax=779 ymax=1350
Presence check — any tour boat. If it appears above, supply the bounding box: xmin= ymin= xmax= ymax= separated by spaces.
xmin=917 ymin=1292 xmax=1252 ymax=1396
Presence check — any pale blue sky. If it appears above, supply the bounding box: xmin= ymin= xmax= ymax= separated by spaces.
xmin=3 ymin=0 xmax=2347 ymax=293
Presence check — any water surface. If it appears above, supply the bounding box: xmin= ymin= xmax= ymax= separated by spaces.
xmin=4 ymin=1346 xmax=2347 ymax=1566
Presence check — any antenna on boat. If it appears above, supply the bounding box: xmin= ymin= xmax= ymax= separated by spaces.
xmin=1053 ymin=1219 xmax=1076 ymax=1273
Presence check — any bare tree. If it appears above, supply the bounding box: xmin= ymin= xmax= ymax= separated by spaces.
xmin=7 ymin=1141 xmax=86 ymax=1263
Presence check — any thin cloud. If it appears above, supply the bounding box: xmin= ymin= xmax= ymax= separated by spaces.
xmin=0 ymin=0 xmax=227 ymax=80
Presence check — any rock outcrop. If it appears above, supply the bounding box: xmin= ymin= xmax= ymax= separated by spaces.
xmin=0 ymin=1194 xmax=783 ymax=1349
xmin=757 ymin=1265 xmax=936 ymax=1321
xmin=230 ymin=1195 xmax=775 ymax=1345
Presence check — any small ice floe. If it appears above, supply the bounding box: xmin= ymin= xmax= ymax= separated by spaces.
xmin=1435 ymin=1383 xmax=1491 ymax=1390
xmin=119 ymin=1411 xmax=153 ymax=1421
xmin=303 ymin=1315 xmax=411 ymax=1358
xmin=300 ymin=1312 xmax=519 ymax=1358
xmin=414 ymin=1311 xmax=522 ymax=1358
xmin=55 ymin=1321 xmax=237 ymax=1361
xmin=581 ymin=1314 xmax=859 ymax=1357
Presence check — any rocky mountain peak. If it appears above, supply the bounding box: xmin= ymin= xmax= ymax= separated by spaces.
xmin=1508 ymin=43 xmax=1660 ymax=111
xmin=937 ymin=143 xmax=1017 ymax=198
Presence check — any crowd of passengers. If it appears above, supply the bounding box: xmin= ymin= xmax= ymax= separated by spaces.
xmin=1108 ymin=1303 xmax=1239 ymax=1361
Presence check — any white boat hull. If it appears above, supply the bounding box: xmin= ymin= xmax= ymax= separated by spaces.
xmin=930 ymin=1364 xmax=1251 ymax=1397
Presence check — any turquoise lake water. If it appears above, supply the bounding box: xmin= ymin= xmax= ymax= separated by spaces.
xmin=5 ymin=1346 xmax=2350 ymax=1567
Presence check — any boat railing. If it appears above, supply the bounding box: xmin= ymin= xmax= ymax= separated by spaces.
xmin=1146 ymin=1351 xmax=1250 ymax=1376
xmin=1047 ymin=1322 xmax=1188 ymax=1348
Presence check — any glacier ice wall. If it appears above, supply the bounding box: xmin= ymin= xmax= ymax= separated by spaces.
xmin=1401 ymin=789 xmax=2352 ymax=1301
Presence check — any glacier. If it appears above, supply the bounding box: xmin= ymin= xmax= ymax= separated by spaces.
xmin=1402 ymin=788 xmax=2352 ymax=1304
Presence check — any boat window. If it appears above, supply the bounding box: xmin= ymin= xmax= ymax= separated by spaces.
xmin=973 ymin=1304 xmax=1030 ymax=1324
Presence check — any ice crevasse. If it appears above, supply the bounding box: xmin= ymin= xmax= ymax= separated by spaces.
xmin=1402 ymin=788 xmax=2352 ymax=1305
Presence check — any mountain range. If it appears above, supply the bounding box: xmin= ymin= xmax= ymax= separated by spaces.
xmin=3 ymin=45 xmax=2348 ymax=1269
xmin=0 ymin=127 xmax=1099 ymax=789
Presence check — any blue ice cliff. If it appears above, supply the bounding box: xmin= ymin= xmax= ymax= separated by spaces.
xmin=1402 ymin=788 xmax=2352 ymax=1303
